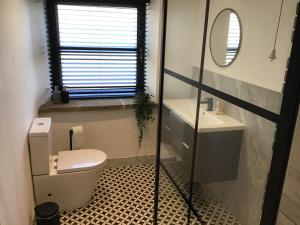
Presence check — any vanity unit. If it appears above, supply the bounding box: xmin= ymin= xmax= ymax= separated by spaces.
xmin=161 ymin=99 xmax=244 ymax=184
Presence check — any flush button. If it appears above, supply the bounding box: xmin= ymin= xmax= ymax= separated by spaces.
xmin=37 ymin=122 xmax=44 ymax=126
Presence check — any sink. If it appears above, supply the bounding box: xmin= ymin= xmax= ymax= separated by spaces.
xmin=163 ymin=98 xmax=244 ymax=133
xmin=198 ymin=109 xmax=224 ymax=126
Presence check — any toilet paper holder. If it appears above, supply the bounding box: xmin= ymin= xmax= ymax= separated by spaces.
xmin=69 ymin=130 xmax=73 ymax=150
xmin=69 ymin=126 xmax=84 ymax=150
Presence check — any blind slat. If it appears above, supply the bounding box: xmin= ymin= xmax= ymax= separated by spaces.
xmin=226 ymin=12 xmax=241 ymax=65
xmin=52 ymin=3 xmax=145 ymax=98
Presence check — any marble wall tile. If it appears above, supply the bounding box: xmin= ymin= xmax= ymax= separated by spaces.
xmin=279 ymin=110 xmax=300 ymax=224
xmin=193 ymin=68 xmax=283 ymax=114
xmin=206 ymin=107 xmax=276 ymax=225
xmin=192 ymin=69 xmax=299 ymax=225
xmin=276 ymin=211 xmax=296 ymax=225
xmin=200 ymin=70 xmax=279 ymax=225
xmin=285 ymin=110 xmax=300 ymax=173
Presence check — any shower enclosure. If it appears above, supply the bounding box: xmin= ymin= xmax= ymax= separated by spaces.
xmin=154 ymin=0 xmax=300 ymax=224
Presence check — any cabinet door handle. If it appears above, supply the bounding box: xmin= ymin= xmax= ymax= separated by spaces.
xmin=165 ymin=126 xmax=171 ymax=131
xmin=182 ymin=142 xmax=190 ymax=149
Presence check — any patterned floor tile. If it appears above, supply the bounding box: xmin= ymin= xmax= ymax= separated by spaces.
xmin=61 ymin=165 xmax=155 ymax=225
xmin=60 ymin=164 xmax=239 ymax=225
xmin=162 ymin=161 xmax=241 ymax=225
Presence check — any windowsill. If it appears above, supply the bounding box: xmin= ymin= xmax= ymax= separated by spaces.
xmin=38 ymin=98 xmax=135 ymax=113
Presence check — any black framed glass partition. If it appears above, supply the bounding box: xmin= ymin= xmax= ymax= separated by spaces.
xmin=156 ymin=75 xmax=198 ymax=224
xmin=193 ymin=91 xmax=277 ymax=224
xmin=155 ymin=0 xmax=206 ymax=223
xmin=160 ymin=74 xmax=199 ymax=198
xmin=154 ymin=0 xmax=300 ymax=224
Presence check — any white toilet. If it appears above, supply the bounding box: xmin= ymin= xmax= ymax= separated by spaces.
xmin=29 ymin=118 xmax=107 ymax=211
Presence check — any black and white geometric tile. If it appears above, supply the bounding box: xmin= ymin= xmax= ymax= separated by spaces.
xmin=60 ymin=164 xmax=240 ymax=225
xmin=162 ymin=161 xmax=241 ymax=225
xmin=60 ymin=164 xmax=155 ymax=225
xmin=157 ymin=166 xmax=192 ymax=225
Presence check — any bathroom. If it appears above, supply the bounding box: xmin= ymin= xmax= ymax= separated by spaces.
xmin=0 ymin=0 xmax=300 ymax=224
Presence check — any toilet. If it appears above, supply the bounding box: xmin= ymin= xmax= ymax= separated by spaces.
xmin=29 ymin=118 xmax=107 ymax=211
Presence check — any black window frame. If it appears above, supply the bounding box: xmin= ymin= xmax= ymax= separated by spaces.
xmin=46 ymin=0 xmax=149 ymax=99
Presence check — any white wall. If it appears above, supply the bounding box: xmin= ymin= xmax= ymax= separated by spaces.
xmin=204 ymin=0 xmax=298 ymax=92
xmin=146 ymin=0 xmax=163 ymax=102
xmin=39 ymin=110 xmax=157 ymax=159
xmin=164 ymin=0 xmax=297 ymax=93
xmin=0 ymin=0 xmax=49 ymax=224
xmin=163 ymin=0 xmax=205 ymax=99
xmin=165 ymin=0 xmax=205 ymax=78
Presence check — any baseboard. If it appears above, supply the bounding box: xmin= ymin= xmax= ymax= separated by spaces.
xmin=105 ymin=155 xmax=156 ymax=168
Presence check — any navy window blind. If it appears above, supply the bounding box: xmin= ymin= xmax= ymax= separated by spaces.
xmin=46 ymin=0 xmax=148 ymax=99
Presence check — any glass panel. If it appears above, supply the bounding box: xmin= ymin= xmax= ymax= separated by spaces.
xmin=277 ymin=108 xmax=300 ymax=225
xmin=157 ymin=1 xmax=207 ymax=223
xmin=198 ymin=0 xmax=297 ymax=114
xmin=156 ymin=166 xmax=190 ymax=224
xmin=164 ymin=0 xmax=205 ymax=81
xmin=160 ymin=74 xmax=198 ymax=199
xmin=156 ymin=0 xmax=296 ymax=224
xmin=192 ymin=91 xmax=277 ymax=225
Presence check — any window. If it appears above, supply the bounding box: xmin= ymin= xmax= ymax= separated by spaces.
xmin=225 ymin=12 xmax=240 ymax=65
xmin=46 ymin=0 xmax=148 ymax=99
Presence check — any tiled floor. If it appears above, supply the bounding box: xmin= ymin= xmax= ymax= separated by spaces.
xmin=156 ymin=166 xmax=196 ymax=225
xmin=61 ymin=164 xmax=155 ymax=225
xmin=162 ymin=161 xmax=241 ymax=225
xmin=60 ymin=164 xmax=239 ymax=225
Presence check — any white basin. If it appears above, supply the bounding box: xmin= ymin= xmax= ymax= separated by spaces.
xmin=163 ymin=98 xmax=244 ymax=133
xmin=198 ymin=109 xmax=224 ymax=126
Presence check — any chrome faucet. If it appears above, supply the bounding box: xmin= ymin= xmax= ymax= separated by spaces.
xmin=200 ymin=97 xmax=214 ymax=111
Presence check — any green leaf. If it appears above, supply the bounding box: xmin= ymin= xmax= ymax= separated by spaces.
xmin=134 ymin=90 xmax=155 ymax=147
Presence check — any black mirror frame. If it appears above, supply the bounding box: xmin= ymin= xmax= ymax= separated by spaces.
xmin=209 ymin=8 xmax=242 ymax=67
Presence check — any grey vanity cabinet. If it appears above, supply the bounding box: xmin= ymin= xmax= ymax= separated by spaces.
xmin=161 ymin=106 xmax=171 ymax=145
xmin=163 ymin=106 xmax=194 ymax=156
xmin=161 ymin=105 xmax=243 ymax=184
xmin=169 ymin=110 xmax=194 ymax=176
xmin=161 ymin=105 xmax=194 ymax=178
xmin=194 ymin=130 xmax=242 ymax=184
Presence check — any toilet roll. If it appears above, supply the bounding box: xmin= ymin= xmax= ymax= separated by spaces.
xmin=71 ymin=126 xmax=84 ymax=150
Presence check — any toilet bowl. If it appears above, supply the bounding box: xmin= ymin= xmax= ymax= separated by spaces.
xmin=29 ymin=118 xmax=107 ymax=211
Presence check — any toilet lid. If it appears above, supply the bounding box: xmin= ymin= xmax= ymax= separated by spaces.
xmin=57 ymin=149 xmax=107 ymax=174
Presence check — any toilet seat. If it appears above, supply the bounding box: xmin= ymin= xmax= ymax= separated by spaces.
xmin=57 ymin=149 xmax=107 ymax=174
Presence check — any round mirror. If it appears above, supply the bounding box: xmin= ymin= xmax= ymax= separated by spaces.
xmin=210 ymin=9 xmax=242 ymax=67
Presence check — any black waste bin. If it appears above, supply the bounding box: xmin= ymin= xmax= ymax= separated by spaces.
xmin=34 ymin=202 xmax=60 ymax=225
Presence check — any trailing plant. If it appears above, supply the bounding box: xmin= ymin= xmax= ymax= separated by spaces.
xmin=133 ymin=90 xmax=155 ymax=147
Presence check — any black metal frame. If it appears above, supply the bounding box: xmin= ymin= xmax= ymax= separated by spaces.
xmin=188 ymin=0 xmax=211 ymax=223
xmin=45 ymin=0 xmax=147 ymax=97
xmin=261 ymin=2 xmax=300 ymax=224
xmin=164 ymin=69 xmax=280 ymax=123
xmin=153 ymin=0 xmax=168 ymax=224
xmin=154 ymin=0 xmax=300 ymax=224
